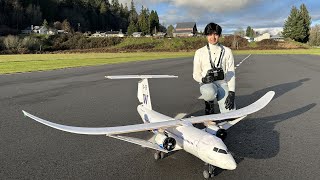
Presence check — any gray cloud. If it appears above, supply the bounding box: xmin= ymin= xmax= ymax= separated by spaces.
xmin=118 ymin=0 xmax=319 ymax=33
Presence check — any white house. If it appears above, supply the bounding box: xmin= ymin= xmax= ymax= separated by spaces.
xmin=92 ymin=32 xmax=103 ymax=37
xmin=105 ymin=31 xmax=125 ymax=37
xmin=244 ymin=36 xmax=254 ymax=42
xmin=132 ymin=32 xmax=142 ymax=37
xmin=254 ymin=33 xmax=271 ymax=42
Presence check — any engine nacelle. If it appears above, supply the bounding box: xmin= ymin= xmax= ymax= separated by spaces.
xmin=154 ymin=133 xmax=176 ymax=151
xmin=204 ymin=125 xmax=227 ymax=141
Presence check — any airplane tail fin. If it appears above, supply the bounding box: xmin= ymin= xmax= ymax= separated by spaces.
xmin=137 ymin=78 xmax=152 ymax=109
xmin=105 ymin=75 xmax=178 ymax=110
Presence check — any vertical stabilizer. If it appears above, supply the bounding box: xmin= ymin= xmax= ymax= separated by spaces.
xmin=138 ymin=78 xmax=152 ymax=109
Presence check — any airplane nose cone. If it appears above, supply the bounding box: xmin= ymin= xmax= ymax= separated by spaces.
xmin=216 ymin=155 xmax=237 ymax=170
xmin=223 ymin=158 xmax=237 ymax=170
xmin=225 ymin=160 xmax=237 ymax=170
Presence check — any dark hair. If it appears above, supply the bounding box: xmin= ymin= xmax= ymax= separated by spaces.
xmin=204 ymin=23 xmax=222 ymax=36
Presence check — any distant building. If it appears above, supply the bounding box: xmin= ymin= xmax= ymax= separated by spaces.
xmin=105 ymin=30 xmax=125 ymax=37
xmin=254 ymin=33 xmax=271 ymax=42
xmin=222 ymin=33 xmax=233 ymax=37
xmin=173 ymin=22 xmax=197 ymax=37
xmin=21 ymin=26 xmax=32 ymax=34
xmin=132 ymin=32 xmax=142 ymax=37
xmin=92 ymin=32 xmax=103 ymax=37
xmin=270 ymin=35 xmax=284 ymax=41
xmin=153 ymin=32 xmax=166 ymax=38
xmin=244 ymin=36 xmax=254 ymax=42
xmin=22 ymin=25 xmax=57 ymax=35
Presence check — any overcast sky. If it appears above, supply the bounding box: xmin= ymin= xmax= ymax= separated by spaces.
xmin=119 ymin=0 xmax=320 ymax=35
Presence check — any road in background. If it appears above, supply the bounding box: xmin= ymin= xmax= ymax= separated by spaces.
xmin=0 ymin=54 xmax=319 ymax=179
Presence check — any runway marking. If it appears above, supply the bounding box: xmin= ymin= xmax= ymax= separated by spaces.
xmin=235 ymin=54 xmax=251 ymax=69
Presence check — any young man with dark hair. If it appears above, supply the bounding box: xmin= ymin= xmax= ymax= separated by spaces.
xmin=193 ymin=22 xmax=236 ymax=114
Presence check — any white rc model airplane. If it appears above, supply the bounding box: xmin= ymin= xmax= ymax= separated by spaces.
xmin=22 ymin=75 xmax=275 ymax=179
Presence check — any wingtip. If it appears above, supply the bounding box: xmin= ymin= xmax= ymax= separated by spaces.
xmin=22 ymin=110 xmax=27 ymax=117
xmin=268 ymin=91 xmax=276 ymax=98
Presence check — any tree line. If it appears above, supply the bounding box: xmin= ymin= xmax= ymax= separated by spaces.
xmin=283 ymin=4 xmax=311 ymax=43
xmin=0 ymin=0 xmax=163 ymax=35
xmin=242 ymin=4 xmax=320 ymax=46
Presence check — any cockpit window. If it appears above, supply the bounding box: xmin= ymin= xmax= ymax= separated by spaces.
xmin=213 ymin=147 xmax=228 ymax=154
xmin=218 ymin=149 xmax=228 ymax=154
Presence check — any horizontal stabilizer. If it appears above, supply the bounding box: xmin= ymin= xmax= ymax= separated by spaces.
xmin=22 ymin=91 xmax=275 ymax=136
xmin=105 ymin=75 xmax=178 ymax=79
xmin=108 ymin=135 xmax=169 ymax=153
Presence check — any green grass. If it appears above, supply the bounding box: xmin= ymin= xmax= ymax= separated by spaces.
xmin=0 ymin=48 xmax=319 ymax=74
xmin=0 ymin=52 xmax=194 ymax=74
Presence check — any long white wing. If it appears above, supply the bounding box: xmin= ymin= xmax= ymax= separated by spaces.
xmin=22 ymin=110 xmax=181 ymax=135
xmin=185 ymin=91 xmax=275 ymax=124
xmin=22 ymin=91 xmax=275 ymax=135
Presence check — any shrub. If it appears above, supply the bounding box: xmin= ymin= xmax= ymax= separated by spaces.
xmin=0 ymin=37 xmax=4 ymax=51
xmin=3 ymin=35 xmax=20 ymax=50
xmin=221 ymin=35 xmax=249 ymax=49
xmin=257 ymin=39 xmax=278 ymax=47
xmin=21 ymin=36 xmax=41 ymax=51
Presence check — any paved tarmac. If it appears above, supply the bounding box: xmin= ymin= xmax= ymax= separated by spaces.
xmin=0 ymin=54 xmax=319 ymax=180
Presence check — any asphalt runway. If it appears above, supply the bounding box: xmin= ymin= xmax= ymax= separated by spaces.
xmin=1 ymin=54 xmax=320 ymax=179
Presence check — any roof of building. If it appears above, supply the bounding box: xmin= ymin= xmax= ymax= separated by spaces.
xmin=174 ymin=30 xmax=194 ymax=33
xmin=270 ymin=35 xmax=283 ymax=39
xmin=176 ymin=22 xmax=196 ymax=29
xmin=105 ymin=31 xmax=122 ymax=34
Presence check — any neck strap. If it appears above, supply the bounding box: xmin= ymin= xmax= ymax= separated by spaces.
xmin=206 ymin=43 xmax=225 ymax=68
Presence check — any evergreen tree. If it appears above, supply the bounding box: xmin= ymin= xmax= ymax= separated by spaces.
xmin=42 ymin=19 xmax=49 ymax=29
xmin=0 ymin=0 xmax=159 ymax=34
xmin=111 ymin=0 xmax=120 ymax=15
xmin=167 ymin=24 xmax=174 ymax=37
xmin=149 ymin=10 xmax=159 ymax=34
xmin=300 ymin=4 xmax=311 ymax=42
xmin=250 ymin=28 xmax=255 ymax=37
xmin=138 ymin=6 xmax=149 ymax=34
xmin=245 ymin=26 xmax=255 ymax=37
xmin=127 ymin=21 xmax=137 ymax=35
xmin=283 ymin=6 xmax=305 ymax=42
xmin=129 ymin=0 xmax=138 ymax=23
xmin=26 ymin=4 xmax=42 ymax=25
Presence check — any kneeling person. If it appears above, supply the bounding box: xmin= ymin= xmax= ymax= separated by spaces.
xmin=193 ymin=22 xmax=236 ymax=114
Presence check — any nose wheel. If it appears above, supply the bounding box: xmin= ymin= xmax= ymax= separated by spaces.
xmin=203 ymin=164 xmax=216 ymax=179
xmin=154 ymin=151 xmax=165 ymax=160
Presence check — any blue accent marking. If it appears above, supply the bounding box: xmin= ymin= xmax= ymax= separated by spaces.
xmin=144 ymin=114 xmax=150 ymax=123
xmin=143 ymin=94 xmax=148 ymax=104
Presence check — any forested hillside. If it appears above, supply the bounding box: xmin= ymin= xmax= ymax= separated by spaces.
xmin=0 ymin=0 xmax=160 ymax=35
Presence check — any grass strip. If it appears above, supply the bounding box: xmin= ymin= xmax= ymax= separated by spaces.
xmin=0 ymin=52 xmax=194 ymax=74
xmin=0 ymin=49 xmax=319 ymax=74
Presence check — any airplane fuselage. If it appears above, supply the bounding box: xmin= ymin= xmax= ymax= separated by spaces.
xmin=137 ymin=105 xmax=237 ymax=170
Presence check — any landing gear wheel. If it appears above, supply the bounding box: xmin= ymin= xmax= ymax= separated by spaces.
xmin=208 ymin=164 xmax=215 ymax=176
xmin=203 ymin=170 xmax=210 ymax=179
xmin=203 ymin=164 xmax=216 ymax=178
xmin=154 ymin=152 xmax=161 ymax=160
xmin=160 ymin=152 xmax=165 ymax=159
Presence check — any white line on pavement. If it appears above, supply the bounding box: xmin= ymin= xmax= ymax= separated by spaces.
xmin=235 ymin=54 xmax=251 ymax=69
